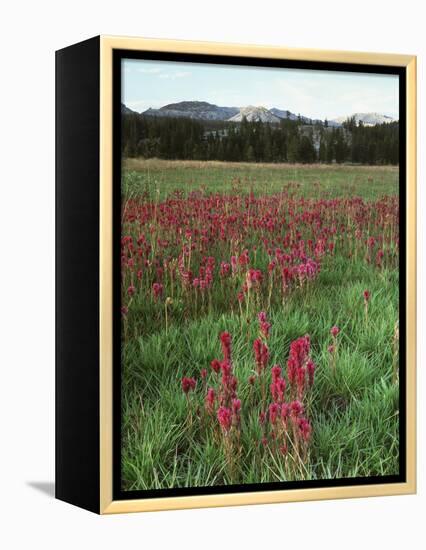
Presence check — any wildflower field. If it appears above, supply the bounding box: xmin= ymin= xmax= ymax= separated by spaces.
xmin=120 ymin=159 xmax=400 ymax=491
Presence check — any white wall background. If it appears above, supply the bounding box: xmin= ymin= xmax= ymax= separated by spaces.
xmin=0 ymin=1 xmax=423 ymax=548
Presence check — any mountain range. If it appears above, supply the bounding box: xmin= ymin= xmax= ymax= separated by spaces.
xmin=228 ymin=106 xmax=281 ymax=123
xmin=122 ymin=101 xmax=396 ymax=127
xmin=142 ymin=101 xmax=239 ymax=121
xmin=331 ymin=112 xmax=397 ymax=126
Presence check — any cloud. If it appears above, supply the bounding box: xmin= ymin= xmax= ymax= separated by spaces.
xmin=123 ymin=61 xmax=398 ymax=120
xmin=125 ymin=99 xmax=166 ymax=112
xmin=158 ymin=71 xmax=191 ymax=80
xmin=133 ymin=65 xmax=192 ymax=79
xmin=269 ymin=72 xmax=399 ymax=120
xmin=137 ymin=67 xmax=163 ymax=74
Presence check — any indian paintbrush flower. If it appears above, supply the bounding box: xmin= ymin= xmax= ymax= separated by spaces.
xmin=330 ymin=325 xmax=340 ymax=338
xmin=220 ymin=331 xmax=232 ymax=363
xmin=210 ymin=359 xmax=221 ymax=374
xmin=217 ymin=406 xmax=232 ymax=433
xmin=364 ymin=289 xmax=371 ymax=322
xmin=181 ymin=377 xmax=196 ymax=394
xmin=127 ymin=285 xmax=136 ymax=297
xmin=205 ymin=387 xmax=216 ymax=414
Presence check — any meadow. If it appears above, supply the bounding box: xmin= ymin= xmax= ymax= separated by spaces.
xmin=120 ymin=159 xmax=400 ymax=491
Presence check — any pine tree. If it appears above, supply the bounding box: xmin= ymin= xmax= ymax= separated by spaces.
xmin=121 ymin=111 xmax=399 ymax=166
xmin=287 ymin=135 xmax=299 ymax=162
xmin=246 ymin=144 xmax=255 ymax=162
xmin=319 ymin=137 xmax=326 ymax=163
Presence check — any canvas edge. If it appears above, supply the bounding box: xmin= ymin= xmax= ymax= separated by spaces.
xmin=55 ymin=35 xmax=101 ymax=514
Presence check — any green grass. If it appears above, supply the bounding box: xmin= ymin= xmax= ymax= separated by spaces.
xmin=120 ymin=159 xmax=399 ymax=490
xmin=123 ymin=158 xmax=398 ymax=201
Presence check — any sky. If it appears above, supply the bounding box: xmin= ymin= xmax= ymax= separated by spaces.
xmin=122 ymin=58 xmax=399 ymax=120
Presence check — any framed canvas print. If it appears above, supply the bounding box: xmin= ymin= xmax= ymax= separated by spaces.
xmin=55 ymin=36 xmax=416 ymax=514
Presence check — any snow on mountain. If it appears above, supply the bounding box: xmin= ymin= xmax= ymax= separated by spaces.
xmin=228 ymin=106 xmax=281 ymax=123
xmin=125 ymin=100 xmax=395 ymax=128
xmin=331 ymin=112 xmax=396 ymax=126
xmin=269 ymin=107 xmax=299 ymax=121
xmin=270 ymin=108 xmax=323 ymax=125
xmin=142 ymin=101 xmax=239 ymax=121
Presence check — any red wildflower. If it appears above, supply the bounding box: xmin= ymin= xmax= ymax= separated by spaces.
xmin=279 ymin=444 xmax=288 ymax=455
xmin=220 ymin=360 xmax=232 ymax=378
xmin=258 ymin=311 xmax=271 ymax=339
xmin=247 ymin=268 xmax=263 ymax=286
xmin=220 ymin=262 xmax=231 ymax=278
xmin=217 ymin=406 xmax=232 ymax=432
xmin=289 ymin=336 xmax=310 ymax=367
xmin=232 ymin=398 xmax=241 ymax=415
xmin=331 ymin=326 xmax=340 ymax=338
xmin=210 ymin=359 xmax=221 ymax=374
xmin=298 ymin=417 xmax=312 ymax=442
xmin=287 ymin=356 xmax=298 ymax=385
xmin=270 ymin=377 xmax=286 ymax=403
xmin=271 ymin=365 xmax=282 ymax=382
xmin=127 ymin=285 xmax=136 ymax=297
xmin=230 ymin=255 xmax=238 ymax=275
xmin=232 ymin=398 xmax=242 ymax=425
xmin=152 ymin=282 xmax=163 ymax=300
xmin=281 ymin=402 xmax=290 ymax=422
xmin=290 ymin=400 xmax=304 ymax=417
xmin=287 ymin=335 xmax=311 ymax=393
xmin=269 ymin=402 xmax=280 ymax=425
xmin=248 ymin=375 xmax=256 ymax=385
xmin=238 ymin=250 xmax=249 ymax=267
xmin=253 ymin=338 xmax=269 ymax=373
xmin=296 ymin=367 xmax=306 ymax=400
xmin=307 ymin=359 xmax=316 ymax=386
xmin=258 ymin=311 xmax=267 ymax=323
xmin=205 ymin=387 xmax=216 ymax=414
xmin=229 ymin=375 xmax=238 ymax=394
xmin=181 ymin=377 xmax=196 ymax=394
xmin=220 ymin=331 xmax=232 ymax=362
xmin=268 ymin=260 xmax=276 ymax=273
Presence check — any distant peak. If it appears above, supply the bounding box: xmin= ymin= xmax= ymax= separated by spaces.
xmin=229 ymin=106 xmax=281 ymax=123
xmin=161 ymin=100 xmax=217 ymax=110
xmin=331 ymin=112 xmax=397 ymax=126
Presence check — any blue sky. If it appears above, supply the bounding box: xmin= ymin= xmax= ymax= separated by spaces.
xmin=122 ymin=58 xmax=399 ymax=120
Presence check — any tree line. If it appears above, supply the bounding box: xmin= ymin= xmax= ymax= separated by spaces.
xmin=122 ymin=113 xmax=399 ymax=164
